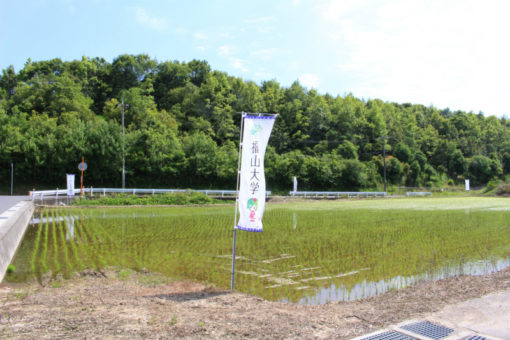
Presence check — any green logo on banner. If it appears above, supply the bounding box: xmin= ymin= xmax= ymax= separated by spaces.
xmin=251 ymin=124 xmax=262 ymax=135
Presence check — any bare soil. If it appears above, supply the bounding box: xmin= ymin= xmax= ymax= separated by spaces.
xmin=1 ymin=267 xmax=510 ymax=339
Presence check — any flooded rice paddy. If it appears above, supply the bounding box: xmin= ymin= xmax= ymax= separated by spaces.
xmin=6 ymin=197 xmax=510 ymax=304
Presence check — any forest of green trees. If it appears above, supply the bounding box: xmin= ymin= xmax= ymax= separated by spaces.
xmin=1 ymin=54 xmax=509 ymax=192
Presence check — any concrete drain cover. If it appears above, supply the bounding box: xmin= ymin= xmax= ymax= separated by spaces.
xmin=360 ymin=330 xmax=418 ymax=340
xmin=400 ymin=321 xmax=453 ymax=339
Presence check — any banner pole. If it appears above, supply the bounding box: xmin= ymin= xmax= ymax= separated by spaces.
xmin=231 ymin=112 xmax=246 ymax=291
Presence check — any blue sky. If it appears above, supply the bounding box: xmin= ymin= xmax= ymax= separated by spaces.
xmin=1 ymin=0 xmax=509 ymax=117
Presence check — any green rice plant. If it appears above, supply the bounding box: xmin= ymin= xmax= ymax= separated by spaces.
xmin=51 ymin=209 xmax=60 ymax=274
xmin=40 ymin=209 xmax=50 ymax=276
xmin=72 ymin=209 xmax=97 ymax=270
xmin=81 ymin=213 xmax=108 ymax=269
xmin=56 ymin=209 xmax=73 ymax=277
xmin=63 ymin=211 xmax=85 ymax=270
xmin=8 ymin=197 xmax=510 ymax=303
xmin=30 ymin=213 xmax=45 ymax=274
xmin=86 ymin=211 xmax=119 ymax=268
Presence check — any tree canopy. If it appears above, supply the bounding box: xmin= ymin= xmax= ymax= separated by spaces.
xmin=1 ymin=55 xmax=509 ymax=191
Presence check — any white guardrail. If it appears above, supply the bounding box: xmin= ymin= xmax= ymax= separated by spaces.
xmin=406 ymin=191 xmax=432 ymax=196
xmin=29 ymin=188 xmax=271 ymax=201
xmin=289 ymin=191 xmax=387 ymax=198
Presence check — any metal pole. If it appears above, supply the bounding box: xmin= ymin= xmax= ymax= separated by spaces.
xmin=231 ymin=112 xmax=246 ymax=291
xmin=383 ymin=137 xmax=387 ymax=193
xmin=121 ymin=95 xmax=126 ymax=189
xmin=10 ymin=163 xmax=13 ymax=196
xmin=81 ymin=156 xmax=84 ymax=198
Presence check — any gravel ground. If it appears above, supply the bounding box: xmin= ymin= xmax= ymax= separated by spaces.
xmin=1 ymin=266 xmax=510 ymax=339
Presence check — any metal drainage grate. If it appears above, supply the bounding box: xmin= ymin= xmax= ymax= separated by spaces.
xmin=400 ymin=321 xmax=454 ymax=339
xmin=360 ymin=330 xmax=418 ymax=340
xmin=464 ymin=336 xmax=490 ymax=340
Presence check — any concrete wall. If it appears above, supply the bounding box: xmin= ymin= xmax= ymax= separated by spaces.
xmin=0 ymin=201 xmax=34 ymax=282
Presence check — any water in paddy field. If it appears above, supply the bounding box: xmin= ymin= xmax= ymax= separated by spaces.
xmin=5 ymin=205 xmax=510 ymax=304
xmin=292 ymin=257 xmax=510 ymax=304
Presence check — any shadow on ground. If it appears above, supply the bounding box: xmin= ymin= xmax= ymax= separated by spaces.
xmin=148 ymin=290 xmax=230 ymax=302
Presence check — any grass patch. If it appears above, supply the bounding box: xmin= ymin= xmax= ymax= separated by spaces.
xmin=118 ymin=269 xmax=132 ymax=280
xmin=14 ymin=291 xmax=29 ymax=300
xmin=72 ymin=191 xmax=224 ymax=206
xmin=167 ymin=315 xmax=178 ymax=327
xmin=50 ymin=281 xmax=62 ymax=288
xmin=6 ymin=265 xmax=15 ymax=274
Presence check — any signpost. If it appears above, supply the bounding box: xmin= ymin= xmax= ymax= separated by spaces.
xmin=78 ymin=157 xmax=87 ymax=198
xmin=66 ymin=174 xmax=75 ymax=197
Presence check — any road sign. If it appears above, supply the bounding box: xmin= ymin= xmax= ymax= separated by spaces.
xmin=78 ymin=162 xmax=88 ymax=171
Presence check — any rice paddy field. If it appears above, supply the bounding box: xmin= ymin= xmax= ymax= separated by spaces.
xmin=6 ymin=197 xmax=510 ymax=304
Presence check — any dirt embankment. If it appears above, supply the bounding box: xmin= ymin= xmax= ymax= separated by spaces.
xmin=1 ymin=267 xmax=510 ymax=339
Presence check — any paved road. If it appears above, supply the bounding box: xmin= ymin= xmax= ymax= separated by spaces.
xmin=0 ymin=196 xmax=30 ymax=215
xmin=428 ymin=289 xmax=510 ymax=339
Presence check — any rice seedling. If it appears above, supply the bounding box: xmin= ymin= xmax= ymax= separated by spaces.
xmin=30 ymin=212 xmax=45 ymax=274
xmin=63 ymin=211 xmax=85 ymax=270
xmin=50 ymin=208 xmax=60 ymax=274
xmin=40 ymin=208 xmax=50 ymax=276
xmin=56 ymin=209 xmax=73 ymax=277
xmin=6 ymin=197 xmax=510 ymax=304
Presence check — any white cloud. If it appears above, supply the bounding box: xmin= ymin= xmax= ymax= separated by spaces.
xmin=288 ymin=60 xmax=300 ymax=71
xmin=315 ymin=0 xmax=367 ymax=20
xmin=193 ymin=33 xmax=208 ymax=40
xmin=254 ymin=70 xmax=273 ymax=79
xmin=230 ymin=57 xmax=247 ymax=72
xmin=245 ymin=16 xmax=275 ymax=24
xmin=315 ymin=0 xmax=510 ymax=116
xmin=218 ymin=45 xmax=232 ymax=57
xmin=299 ymin=73 xmax=320 ymax=89
xmin=250 ymin=48 xmax=281 ymax=61
xmin=175 ymin=27 xmax=188 ymax=35
xmin=131 ymin=7 xmax=167 ymax=31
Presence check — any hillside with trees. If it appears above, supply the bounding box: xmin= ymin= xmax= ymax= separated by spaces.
xmin=1 ymin=55 xmax=509 ymax=192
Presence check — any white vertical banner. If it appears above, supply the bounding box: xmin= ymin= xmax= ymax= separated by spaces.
xmin=237 ymin=115 xmax=276 ymax=232
xmin=293 ymin=176 xmax=298 ymax=194
xmin=66 ymin=174 xmax=75 ymax=197
xmin=465 ymin=179 xmax=470 ymax=191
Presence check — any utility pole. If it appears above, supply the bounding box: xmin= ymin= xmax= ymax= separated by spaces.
xmin=382 ymin=137 xmax=387 ymax=193
xmin=10 ymin=163 xmax=13 ymax=196
xmin=121 ymin=95 xmax=126 ymax=189
xmin=80 ymin=156 xmax=85 ymax=198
